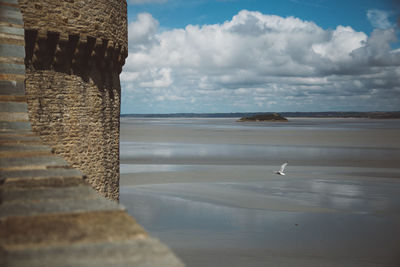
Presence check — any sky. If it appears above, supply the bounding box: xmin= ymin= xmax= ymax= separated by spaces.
xmin=121 ymin=0 xmax=400 ymax=114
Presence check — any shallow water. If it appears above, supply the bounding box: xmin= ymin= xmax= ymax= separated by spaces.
xmin=120 ymin=141 xmax=400 ymax=168
xmin=121 ymin=181 xmax=400 ymax=266
xmin=120 ymin=118 xmax=400 ymax=266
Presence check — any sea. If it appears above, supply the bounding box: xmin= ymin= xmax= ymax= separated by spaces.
xmin=119 ymin=117 xmax=400 ymax=267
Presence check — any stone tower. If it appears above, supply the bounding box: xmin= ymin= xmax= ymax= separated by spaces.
xmin=18 ymin=0 xmax=128 ymax=201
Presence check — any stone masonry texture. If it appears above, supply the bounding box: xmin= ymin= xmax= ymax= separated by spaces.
xmin=1 ymin=0 xmax=184 ymax=265
xmin=18 ymin=0 xmax=127 ymax=46
xmin=19 ymin=0 xmax=128 ymax=201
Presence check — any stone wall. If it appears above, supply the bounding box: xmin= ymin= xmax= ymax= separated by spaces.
xmin=18 ymin=0 xmax=127 ymax=46
xmin=19 ymin=0 xmax=128 ymax=201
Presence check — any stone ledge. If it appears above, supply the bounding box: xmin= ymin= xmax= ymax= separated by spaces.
xmin=0 ymin=21 xmax=24 ymax=29
xmin=0 ymin=192 xmax=125 ymax=218
xmin=0 ymin=210 xmax=147 ymax=250
xmin=1 ymin=143 xmax=51 ymax=150
xmin=0 ymin=111 xmax=28 ymax=122
xmin=0 ymin=32 xmax=25 ymax=45
xmin=0 ymin=25 xmax=24 ymax=36
xmin=0 ymin=0 xmax=19 ymax=5
xmin=0 ymin=133 xmax=42 ymax=144
xmin=0 ymin=95 xmax=27 ymax=102
xmin=0 ymin=73 xmax=25 ymax=81
xmin=0 ymin=62 xmax=26 ymax=74
xmin=0 ymin=80 xmax=25 ymax=95
xmin=0 ymin=121 xmax=31 ymax=131
xmin=0 ymin=44 xmax=25 ymax=58
xmin=0 ymin=169 xmax=84 ymax=188
xmin=1 ymin=176 xmax=84 ymax=188
xmin=0 ymin=149 xmax=51 ymax=158
xmin=1 ymin=185 xmax=99 ymax=203
xmin=1 ymin=238 xmax=184 ymax=267
xmin=0 ymin=55 xmax=25 ymax=64
xmin=0 ymin=3 xmax=23 ymax=20
xmin=0 ymin=155 xmax=70 ymax=170
xmin=0 ymin=102 xmax=28 ymax=112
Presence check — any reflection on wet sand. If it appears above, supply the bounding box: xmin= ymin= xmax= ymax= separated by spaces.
xmin=120 ymin=118 xmax=400 ymax=267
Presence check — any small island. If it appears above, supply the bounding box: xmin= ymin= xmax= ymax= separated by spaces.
xmin=237 ymin=113 xmax=288 ymax=122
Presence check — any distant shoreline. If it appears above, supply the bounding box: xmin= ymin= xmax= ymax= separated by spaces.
xmin=121 ymin=111 xmax=400 ymax=119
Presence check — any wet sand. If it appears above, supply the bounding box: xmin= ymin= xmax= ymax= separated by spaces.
xmin=121 ymin=117 xmax=400 ymax=148
xmin=119 ymin=118 xmax=400 ymax=266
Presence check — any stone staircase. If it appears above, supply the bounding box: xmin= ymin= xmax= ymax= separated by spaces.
xmin=0 ymin=1 xmax=183 ymax=266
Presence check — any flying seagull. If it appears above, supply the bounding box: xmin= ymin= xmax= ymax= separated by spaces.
xmin=276 ymin=162 xmax=288 ymax=175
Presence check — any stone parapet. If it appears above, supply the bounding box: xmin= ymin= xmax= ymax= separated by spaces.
xmin=24 ymin=30 xmax=127 ymax=74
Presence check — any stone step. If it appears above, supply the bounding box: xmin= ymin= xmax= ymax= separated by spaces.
xmin=0 ymin=72 xmax=25 ymax=81
xmin=0 ymin=99 xmax=29 ymax=122
xmin=0 ymin=62 xmax=25 ymax=75
xmin=0 ymin=111 xmax=28 ymax=121
xmin=0 ymin=80 xmax=25 ymax=95
xmin=0 ymin=4 xmax=23 ymax=24
xmin=0 ymin=94 xmax=27 ymax=102
xmin=0 ymin=133 xmax=41 ymax=144
xmin=0 ymin=31 xmax=25 ymax=46
xmin=0 ymin=143 xmax=52 ymax=152
xmin=0 ymin=168 xmax=83 ymax=181
xmin=0 ymin=131 xmax=36 ymax=135
xmin=0 ymin=168 xmax=84 ymax=188
xmin=0 ymin=191 xmax=125 ymax=218
xmin=1 ymin=185 xmax=99 ymax=204
xmin=1 ymin=238 xmax=184 ymax=267
xmin=0 ymin=43 xmax=25 ymax=59
xmin=0 ymin=155 xmax=70 ymax=171
xmin=0 ymin=21 xmax=24 ymax=29
xmin=0 ymin=102 xmax=27 ymax=112
xmin=0 ymin=144 xmax=53 ymax=157
xmin=0 ymin=0 xmax=20 ymax=5
xmin=0 ymin=25 xmax=24 ymax=36
xmin=0 ymin=210 xmax=147 ymax=249
xmin=0 ymin=121 xmax=30 ymax=131
xmin=0 ymin=55 xmax=25 ymax=65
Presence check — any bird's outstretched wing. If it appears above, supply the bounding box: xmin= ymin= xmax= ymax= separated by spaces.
xmin=280 ymin=162 xmax=288 ymax=172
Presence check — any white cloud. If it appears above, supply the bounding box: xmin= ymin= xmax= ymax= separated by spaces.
xmin=122 ymin=10 xmax=400 ymax=113
xmin=139 ymin=68 xmax=173 ymax=88
xmin=312 ymin=26 xmax=367 ymax=61
xmin=351 ymin=28 xmax=400 ymax=66
xmin=128 ymin=13 xmax=159 ymax=52
xmin=367 ymin=9 xmax=394 ymax=29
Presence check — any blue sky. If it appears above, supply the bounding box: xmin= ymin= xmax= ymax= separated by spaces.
xmin=121 ymin=0 xmax=400 ymax=114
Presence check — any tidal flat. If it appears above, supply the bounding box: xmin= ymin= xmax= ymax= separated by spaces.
xmin=120 ymin=117 xmax=400 ymax=267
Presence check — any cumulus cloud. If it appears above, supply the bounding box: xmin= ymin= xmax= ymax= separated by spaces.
xmin=312 ymin=26 xmax=367 ymax=62
xmin=351 ymin=28 xmax=400 ymax=66
xmin=367 ymin=9 xmax=394 ymax=29
xmin=128 ymin=13 xmax=159 ymax=52
xmin=121 ymin=10 xmax=400 ymax=113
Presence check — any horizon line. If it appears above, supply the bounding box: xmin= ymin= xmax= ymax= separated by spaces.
xmin=121 ymin=111 xmax=400 ymax=115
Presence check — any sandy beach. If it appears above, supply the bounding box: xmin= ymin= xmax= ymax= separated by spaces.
xmin=120 ymin=118 xmax=400 ymax=266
